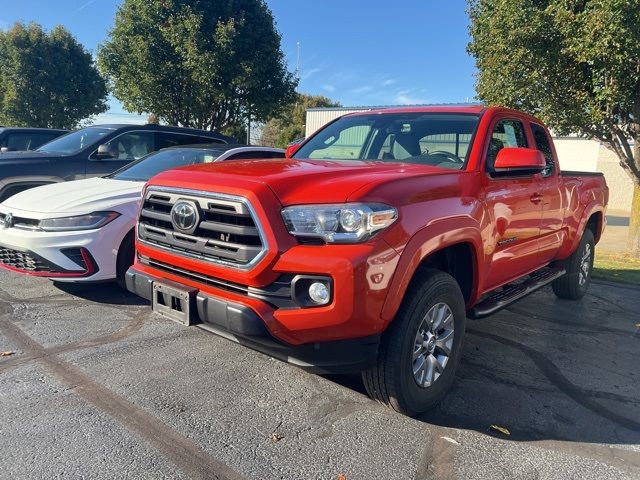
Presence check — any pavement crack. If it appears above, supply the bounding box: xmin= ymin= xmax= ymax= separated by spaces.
xmin=468 ymin=328 xmax=640 ymax=433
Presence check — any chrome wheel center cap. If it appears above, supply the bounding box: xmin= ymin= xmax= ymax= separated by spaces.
xmin=426 ymin=335 xmax=436 ymax=353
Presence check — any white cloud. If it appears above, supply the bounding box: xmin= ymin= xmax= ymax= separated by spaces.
xmin=382 ymin=78 xmax=397 ymax=86
xmin=300 ymin=68 xmax=321 ymax=81
xmin=394 ymin=90 xmax=427 ymax=105
xmin=77 ymin=0 xmax=96 ymax=12
xmin=322 ymin=84 xmax=336 ymax=93
xmin=349 ymin=85 xmax=374 ymax=95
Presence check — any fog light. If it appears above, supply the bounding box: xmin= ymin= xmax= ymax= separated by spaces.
xmin=308 ymin=281 xmax=330 ymax=305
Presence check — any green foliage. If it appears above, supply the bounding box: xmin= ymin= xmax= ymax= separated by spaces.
xmin=0 ymin=22 xmax=108 ymax=129
xmin=468 ymin=0 xmax=640 ymax=184
xmin=98 ymin=0 xmax=297 ymax=132
xmin=260 ymin=93 xmax=340 ymax=147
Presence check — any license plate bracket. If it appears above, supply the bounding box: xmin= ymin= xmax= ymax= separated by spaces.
xmin=152 ymin=281 xmax=197 ymax=326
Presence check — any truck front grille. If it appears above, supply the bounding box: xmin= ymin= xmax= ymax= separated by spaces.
xmin=138 ymin=188 xmax=267 ymax=269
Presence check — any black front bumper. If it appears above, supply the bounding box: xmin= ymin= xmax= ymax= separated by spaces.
xmin=125 ymin=268 xmax=380 ymax=374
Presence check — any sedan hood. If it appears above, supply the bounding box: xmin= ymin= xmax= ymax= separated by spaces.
xmin=152 ymin=158 xmax=452 ymax=204
xmin=0 ymin=177 xmax=144 ymax=217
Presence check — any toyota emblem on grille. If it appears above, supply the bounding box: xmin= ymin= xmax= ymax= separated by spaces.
xmin=170 ymin=201 xmax=199 ymax=234
xmin=2 ymin=213 xmax=13 ymax=229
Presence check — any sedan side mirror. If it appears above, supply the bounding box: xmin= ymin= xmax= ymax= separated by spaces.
xmin=95 ymin=144 xmax=117 ymax=160
xmin=494 ymin=147 xmax=546 ymax=173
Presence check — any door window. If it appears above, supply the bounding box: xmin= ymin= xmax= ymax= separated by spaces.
xmin=486 ymin=119 xmax=528 ymax=171
xmin=531 ymin=123 xmax=555 ymax=176
xmin=101 ymin=132 xmax=155 ymax=160
xmin=156 ymin=132 xmax=225 ymax=149
xmin=4 ymin=133 xmax=34 ymax=151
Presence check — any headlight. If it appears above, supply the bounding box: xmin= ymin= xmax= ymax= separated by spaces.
xmin=281 ymin=203 xmax=397 ymax=243
xmin=39 ymin=211 xmax=120 ymax=232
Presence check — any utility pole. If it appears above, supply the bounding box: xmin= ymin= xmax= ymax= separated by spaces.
xmin=295 ymin=41 xmax=300 ymax=91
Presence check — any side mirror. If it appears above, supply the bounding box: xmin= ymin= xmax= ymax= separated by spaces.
xmin=494 ymin=147 xmax=546 ymax=172
xmin=285 ymin=141 xmax=303 ymax=158
xmin=95 ymin=144 xmax=116 ymax=159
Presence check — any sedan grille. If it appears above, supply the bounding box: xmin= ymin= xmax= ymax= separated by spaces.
xmin=0 ymin=247 xmax=52 ymax=272
xmin=138 ymin=188 xmax=267 ymax=269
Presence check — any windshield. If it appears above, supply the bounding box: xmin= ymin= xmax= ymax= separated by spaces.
xmin=294 ymin=113 xmax=480 ymax=170
xmin=111 ymin=148 xmax=221 ymax=182
xmin=36 ymin=127 xmax=114 ymax=155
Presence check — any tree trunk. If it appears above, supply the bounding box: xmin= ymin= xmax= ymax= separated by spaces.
xmin=629 ymin=184 xmax=640 ymax=256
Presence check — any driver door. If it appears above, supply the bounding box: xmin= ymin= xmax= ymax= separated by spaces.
xmin=481 ymin=118 xmax=544 ymax=291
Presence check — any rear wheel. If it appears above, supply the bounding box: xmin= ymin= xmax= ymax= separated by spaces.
xmin=362 ymin=269 xmax=466 ymax=416
xmin=116 ymin=231 xmax=135 ymax=289
xmin=552 ymin=229 xmax=595 ymax=300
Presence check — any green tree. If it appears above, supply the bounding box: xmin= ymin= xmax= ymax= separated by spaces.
xmin=0 ymin=22 xmax=108 ymax=129
xmin=98 ymin=0 xmax=297 ymax=136
xmin=260 ymin=93 xmax=340 ymax=148
xmin=468 ymin=0 xmax=640 ymax=255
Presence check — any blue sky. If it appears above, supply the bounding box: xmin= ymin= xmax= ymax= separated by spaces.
xmin=0 ymin=0 xmax=477 ymax=120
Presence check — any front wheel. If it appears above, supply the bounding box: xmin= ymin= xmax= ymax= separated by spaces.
xmin=362 ymin=269 xmax=466 ymax=416
xmin=116 ymin=231 xmax=135 ymax=289
xmin=552 ymin=229 xmax=595 ymax=300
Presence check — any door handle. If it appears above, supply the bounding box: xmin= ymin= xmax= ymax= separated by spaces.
xmin=530 ymin=194 xmax=543 ymax=204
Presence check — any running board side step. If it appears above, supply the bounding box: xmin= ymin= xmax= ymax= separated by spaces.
xmin=468 ymin=267 xmax=566 ymax=319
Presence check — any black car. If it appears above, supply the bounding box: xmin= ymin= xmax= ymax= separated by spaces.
xmin=0 ymin=124 xmax=234 ymax=201
xmin=0 ymin=127 xmax=68 ymax=152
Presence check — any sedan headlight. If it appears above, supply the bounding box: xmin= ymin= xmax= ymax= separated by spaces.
xmin=281 ymin=203 xmax=397 ymax=243
xmin=39 ymin=211 xmax=120 ymax=232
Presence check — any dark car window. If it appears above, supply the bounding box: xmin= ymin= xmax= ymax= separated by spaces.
xmin=225 ymin=150 xmax=285 ymax=160
xmin=156 ymin=132 xmax=225 ymax=149
xmin=110 ymin=148 xmax=220 ymax=182
xmin=531 ymin=123 xmax=555 ymax=175
xmin=29 ymin=133 xmax=62 ymax=149
xmin=37 ymin=127 xmax=114 ymax=155
xmin=3 ymin=133 xmax=33 ymax=151
xmin=99 ymin=131 xmax=155 ymax=161
xmin=486 ymin=119 xmax=528 ymax=171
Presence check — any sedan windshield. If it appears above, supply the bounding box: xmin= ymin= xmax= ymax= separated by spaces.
xmin=110 ymin=148 xmax=220 ymax=182
xmin=293 ymin=113 xmax=480 ymax=170
xmin=36 ymin=127 xmax=114 ymax=155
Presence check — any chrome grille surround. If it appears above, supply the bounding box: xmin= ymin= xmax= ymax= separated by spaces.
xmin=137 ymin=186 xmax=268 ymax=270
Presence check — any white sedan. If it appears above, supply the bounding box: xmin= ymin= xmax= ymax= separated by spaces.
xmin=0 ymin=145 xmax=284 ymax=285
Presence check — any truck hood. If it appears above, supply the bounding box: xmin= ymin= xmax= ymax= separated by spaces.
xmin=153 ymin=158 xmax=453 ymax=204
xmin=0 ymin=177 xmax=144 ymax=217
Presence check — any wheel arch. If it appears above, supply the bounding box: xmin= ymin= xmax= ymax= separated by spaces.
xmin=381 ymin=220 xmax=483 ymax=325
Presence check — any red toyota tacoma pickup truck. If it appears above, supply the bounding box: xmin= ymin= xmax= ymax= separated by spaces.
xmin=126 ymin=106 xmax=608 ymax=415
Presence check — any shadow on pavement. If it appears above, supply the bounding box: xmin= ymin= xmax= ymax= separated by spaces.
xmin=53 ymin=281 xmax=148 ymax=306
xmin=326 ymin=283 xmax=640 ymax=445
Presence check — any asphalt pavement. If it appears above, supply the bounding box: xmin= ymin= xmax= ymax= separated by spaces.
xmin=0 ymin=271 xmax=639 ymax=479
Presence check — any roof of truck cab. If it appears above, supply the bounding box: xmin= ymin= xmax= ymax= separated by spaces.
xmin=345 ymin=104 xmax=486 ymax=116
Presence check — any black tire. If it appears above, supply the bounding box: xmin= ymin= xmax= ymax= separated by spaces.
xmin=116 ymin=230 xmax=135 ymax=289
xmin=552 ymin=228 xmax=595 ymax=300
xmin=362 ymin=268 xmax=466 ymax=416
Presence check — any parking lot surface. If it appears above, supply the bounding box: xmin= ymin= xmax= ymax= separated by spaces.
xmin=0 ymin=272 xmax=639 ymax=479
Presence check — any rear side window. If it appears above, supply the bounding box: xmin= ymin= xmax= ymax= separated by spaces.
xmin=4 ymin=133 xmax=33 ymax=151
xmin=156 ymin=133 xmax=225 ymax=149
xmin=486 ymin=119 xmax=528 ymax=171
xmin=531 ymin=123 xmax=555 ymax=175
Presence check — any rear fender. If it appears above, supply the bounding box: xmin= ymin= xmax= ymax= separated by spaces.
xmin=556 ymin=200 xmax=604 ymax=260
